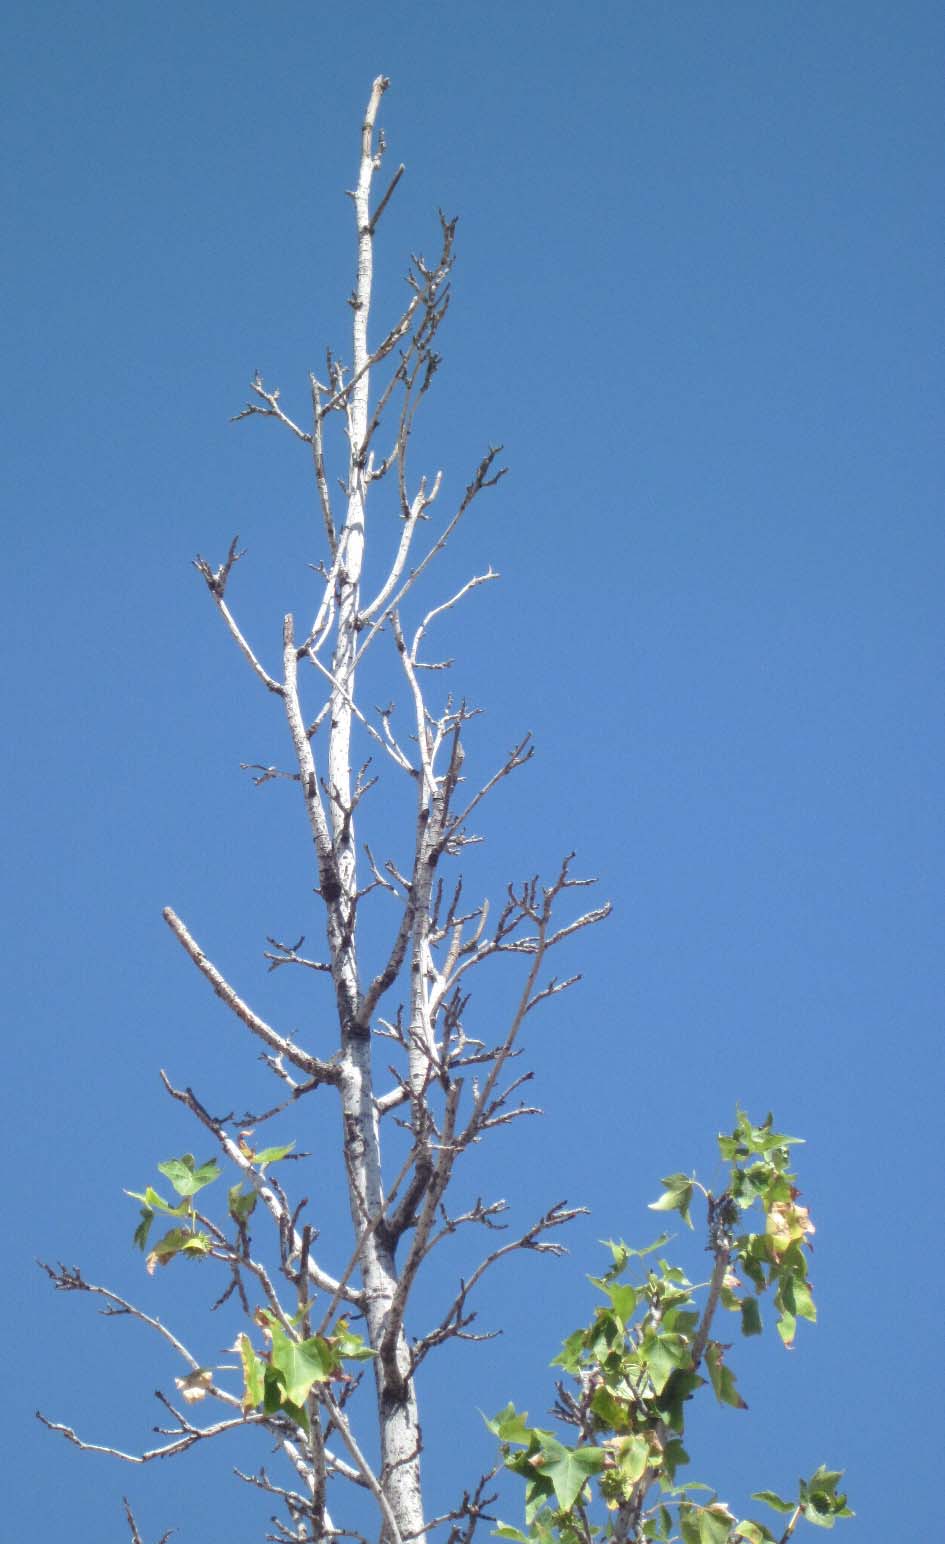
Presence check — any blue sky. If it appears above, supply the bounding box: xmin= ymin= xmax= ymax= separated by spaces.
xmin=5 ymin=3 xmax=942 ymax=1541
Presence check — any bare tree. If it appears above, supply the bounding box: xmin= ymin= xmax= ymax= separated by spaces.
xmin=39 ymin=76 xmax=609 ymax=1544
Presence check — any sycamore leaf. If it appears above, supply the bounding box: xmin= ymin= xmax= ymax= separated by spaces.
xmin=269 ymin=1323 xmax=337 ymax=1405
xmin=126 ymin=1184 xmax=189 ymax=1250
xmin=751 ymin=1490 xmax=795 ymax=1514
xmin=657 ymin=1369 xmax=704 ymax=1433
xmin=331 ymin=1321 xmax=376 ymax=1361
xmin=661 ymin=1438 xmax=690 ymax=1482
xmin=157 ymin=1155 xmax=221 ymax=1198
xmin=792 ymin=1277 xmax=817 ymax=1324
xmin=776 ymin=1308 xmax=797 ymax=1348
xmin=252 ymin=1141 xmax=296 ymax=1168
xmin=740 ymin=1297 xmax=763 ymax=1337
xmin=483 ymin=1403 xmax=533 ymax=1446
xmin=601 ymin=1234 xmax=670 ymax=1270
xmin=705 ymin=1342 xmax=748 ymax=1409
xmin=648 ymin=1174 xmax=695 ymax=1228
xmin=718 ymin=1110 xmax=803 ymax=1162
xmin=237 ymin=1333 xmax=266 ymax=1412
xmin=550 ymin=1329 xmax=586 ymax=1373
xmin=679 ymin=1502 xmax=735 ymax=1544
xmin=263 ymin=1362 xmax=285 ymax=1413
xmin=145 ymin=1227 xmax=211 ymax=1273
xmin=590 ymin=1385 xmax=631 ymax=1431
xmin=523 ymin=1472 xmax=556 ymax=1526
xmin=132 ymin=1206 xmax=154 ymax=1252
xmin=228 ymin=1183 xmax=258 ymax=1223
xmin=799 ymin=1466 xmax=853 ymax=1527
xmin=641 ymin=1331 xmax=691 ymax=1395
xmin=733 ymin=1525 xmax=777 ymax=1544
xmin=125 ymin=1186 xmax=189 ymax=1217
xmin=531 ymin=1438 xmax=607 ymax=1512
xmin=261 ymin=1360 xmax=310 ymax=1433
xmin=699 ymin=1506 xmax=738 ymax=1544
xmin=604 ymin=1282 xmax=637 ymax=1322
xmin=613 ymin=1434 xmax=649 ymax=1484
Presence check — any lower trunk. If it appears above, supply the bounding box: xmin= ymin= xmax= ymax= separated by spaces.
xmin=340 ymin=1061 xmax=426 ymax=1544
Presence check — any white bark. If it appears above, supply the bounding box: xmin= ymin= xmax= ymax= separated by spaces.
xmin=41 ymin=76 xmax=611 ymax=1544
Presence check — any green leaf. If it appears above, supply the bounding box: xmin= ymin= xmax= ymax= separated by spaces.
xmin=697 ymin=1507 xmax=737 ymax=1544
xmin=237 ymin=1332 xmax=265 ymax=1411
xmin=792 ymin=1277 xmax=817 ymax=1324
xmin=532 ymin=1438 xmax=607 ymax=1512
xmin=732 ymin=1525 xmax=776 ymax=1544
xmin=605 ymin=1282 xmax=637 ymax=1322
xmin=648 ymin=1175 xmax=694 ymax=1228
xmin=646 ymin=1504 xmax=673 ymax=1541
xmin=331 ymin=1321 xmax=376 ymax=1361
xmin=269 ymin=1323 xmax=337 ymax=1405
xmin=718 ymin=1110 xmax=802 ymax=1162
xmin=156 ymin=1155 xmax=222 ymax=1198
xmin=641 ymin=1331 xmax=691 ymax=1394
xmin=484 ymin=1403 xmax=533 ymax=1446
xmin=280 ymin=1395 xmax=310 ymax=1432
xmin=799 ymin=1467 xmax=853 ymax=1527
xmin=145 ymin=1226 xmax=211 ymax=1270
xmin=523 ymin=1468 xmax=556 ymax=1524
xmin=657 ymin=1369 xmax=704 ymax=1432
xmin=603 ymin=1239 xmax=630 ymax=1272
xmin=551 ymin=1329 xmax=586 ymax=1373
xmin=263 ymin=1362 xmax=285 ymax=1413
xmin=678 ymin=1503 xmax=700 ymax=1544
xmin=589 ymin=1384 xmax=631 ymax=1431
xmin=614 ymin=1433 xmax=649 ymax=1484
xmin=252 ymin=1141 xmax=296 ymax=1167
xmin=132 ymin=1206 xmax=154 ymax=1252
xmin=751 ymin=1491 xmax=795 ymax=1515
xmin=261 ymin=1361 xmax=310 ymax=1431
xmin=740 ymin=1297 xmax=763 ymax=1337
xmin=705 ymin=1342 xmax=748 ymax=1409
xmin=125 ymin=1185 xmax=188 ymax=1217
xmin=493 ymin=1528 xmax=531 ymax=1543
xmin=661 ymin=1439 xmax=689 ymax=1482
xmin=776 ymin=1308 xmax=797 ymax=1347
xmin=228 ymin=1183 xmax=258 ymax=1223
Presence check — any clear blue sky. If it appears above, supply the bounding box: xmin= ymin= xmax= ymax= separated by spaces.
xmin=5 ymin=4 xmax=942 ymax=1541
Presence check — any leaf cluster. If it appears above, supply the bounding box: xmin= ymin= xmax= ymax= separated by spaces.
xmin=237 ymin=1313 xmax=375 ymax=1432
xmin=125 ymin=1143 xmax=374 ymax=1432
xmin=487 ymin=1112 xmax=851 ymax=1544
xmin=126 ymin=1143 xmax=293 ymax=1272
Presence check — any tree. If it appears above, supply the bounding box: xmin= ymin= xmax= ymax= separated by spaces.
xmin=38 ymin=78 xmax=849 ymax=1544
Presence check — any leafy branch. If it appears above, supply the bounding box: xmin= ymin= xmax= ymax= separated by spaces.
xmin=487 ymin=1112 xmax=852 ymax=1544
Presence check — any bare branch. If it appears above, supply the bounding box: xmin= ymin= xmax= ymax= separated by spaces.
xmin=411 ymin=1201 xmax=585 ymax=1370
xmin=162 ymin=907 xmax=340 ymax=1082
xmin=36 ymin=1406 xmax=264 ymax=1465
xmin=193 ymin=538 xmax=284 ymax=695
xmin=38 ymin=1262 xmax=202 ymax=1369
xmin=122 ymin=1497 xmax=175 ymax=1544
xmin=158 ymin=1074 xmax=361 ymax=1307
xmin=370 ymin=162 xmax=405 ymax=233
xmin=355 ymin=448 xmax=507 ymax=668
xmin=264 ymin=935 xmax=334 ymax=975
xmin=231 ymin=374 xmax=312 ymax=442
xmin=322 ymin=1391 xmax=404 ymax=1544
